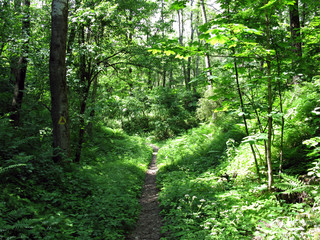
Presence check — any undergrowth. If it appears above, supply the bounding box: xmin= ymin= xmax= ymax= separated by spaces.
xmin=157 ymin=123 xmax=320 ymax=240
xmin=0 ymin=124 xmax=152 ymax=239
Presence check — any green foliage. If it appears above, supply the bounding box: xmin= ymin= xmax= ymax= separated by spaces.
xmin=0 ymin=125 xmax=152 ymax=239
xmin=279 ymin=81 xmax=320 ymax=174
xmin=103 ymin=87 xmax=199 ymax=139
xmin=1 ymin=0 xmax=320 ymax=239
xmin=157 ymin=123 xmax=320 ymax=239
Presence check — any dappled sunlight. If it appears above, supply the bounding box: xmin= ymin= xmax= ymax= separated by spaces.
xmin=157 ymin=122 xmax=320 ymax=239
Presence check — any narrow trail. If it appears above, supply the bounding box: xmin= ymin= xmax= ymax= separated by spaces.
xmin=126 ymin=145 xmax=162 ymax=240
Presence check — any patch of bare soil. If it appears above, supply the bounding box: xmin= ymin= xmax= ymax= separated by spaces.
xmin=126 ymin=145 xmax=162 ymax=240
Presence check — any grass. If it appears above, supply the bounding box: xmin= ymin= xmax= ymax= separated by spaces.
xmin=156 ymin=123 xmax=320 ymax=240
xmin=0 ymin=126 xmax=153 ymax=239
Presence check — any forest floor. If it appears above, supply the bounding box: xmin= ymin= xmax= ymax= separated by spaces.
xmin=126 ymin=145 xmax=163 ymax=240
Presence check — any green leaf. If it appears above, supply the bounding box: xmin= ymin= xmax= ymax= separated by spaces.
xmin=208 ymin=35 xmax=229 ymax=45
xmin=170 ymin=0 xmax=187 ymax=10
xmin=242 ymin=133 xmax=268 ymax=144
xmin=260 ymin=0 xmax=277 ymax=9
xmin=164 ymin=50 xmax=175 ymax=56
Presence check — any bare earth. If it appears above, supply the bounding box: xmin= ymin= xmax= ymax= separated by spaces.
xmin=126 ymin=145 xmax=162 ymax=240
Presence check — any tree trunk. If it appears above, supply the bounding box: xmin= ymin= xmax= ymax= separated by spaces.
xmin=87 ymin=76 xmax=99 ymax=136
xmin=289 ymin=0 xmax=302 ymax=83
xmin=162 ymin=69 xmax=166 ymax=87
xmin=233 ymin=52 xmax=261 ymax=182
xmin=275 ymin=48 xmax=285 ymax=177
xmin=265 ymin=7 xmax=273 ymax=190
xmin=74 ymin=87 xmax=89 ymax=163
xmin=10 ymin=0 xmax=30 ymax=126
xmin=266 ymin=59 xmax=273 ymax=189
xmin=74 ymin=25 xmax=92 ymax=163
xmin=199 ymin=0 xmax=212 ymax=82
xmin=169 ymin=70 xmax=173 ymax=88
xmin=186 ymin=0 xmax=195 ymax=91
xmin=49 ymin=0 xmax=70 ymax=162
xmin=177 ymin=9 xmax=189 ymax=89
xmin=247 ymin=67 xmax=268 ymax=168
xmin=289 ymin=0 xmax=302 ymax=57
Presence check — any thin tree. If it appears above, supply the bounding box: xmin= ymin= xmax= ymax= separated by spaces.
xmin=233 ymin=54 xmax=261 ymax=182
xmin=289 ymin=0 xmax=302 ymax=83
xmin=186 ymin=0 xmax=195 ymax=91
xmin=289 ymin=0 xmax=302 ymax=57
xmin=177 ymin=8 xmax=189 ymax=89
xmin=10 ymin=0 xmax=30 ymax=126
xmin=226 ymin=1 xmax=261 ymax=182
xmin=264 ymin=3 xmax=273 ymax=190
xmin=199 ymin=0 xmax=212 ymax=82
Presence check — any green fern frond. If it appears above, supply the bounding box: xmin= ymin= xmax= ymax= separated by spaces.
xmin=0 ymin=164 xmax=26 ymax=175
xmin=12 ymin=219 xmax=35 ymax=230
xmin=275 ymin=173 xmax=310 ymax=194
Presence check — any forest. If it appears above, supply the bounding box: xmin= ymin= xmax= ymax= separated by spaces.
xmin=0 ymin=0 xmax=320 ymax=239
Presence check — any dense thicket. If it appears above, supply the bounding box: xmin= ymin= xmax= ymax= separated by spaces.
xmin=0 ymin=0 xmax=319 ymax=238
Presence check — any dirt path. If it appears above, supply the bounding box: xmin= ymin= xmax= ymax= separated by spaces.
xmin=126 ymin=145 xmax=162 ymax=240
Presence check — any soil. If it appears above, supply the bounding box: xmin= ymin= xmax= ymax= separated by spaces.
xmin=126 ymin=145 xmax=163 ymax=240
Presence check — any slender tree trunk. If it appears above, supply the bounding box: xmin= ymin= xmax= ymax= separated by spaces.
xmin=10 ymin=0 xmax=30 ymax=126
xmin=177 ymin=11 xmax=187 ymax=89
xmin=199 ymin=0 xmax=212 ymax=82
xmin=49 ymin=0 xmax=70 ymax=162
xmin=289 ymin=0 xmax=302 ymax=57
xmin=265 ymin=7 xmax=273 ymax=190
xmin=193 ymin=55 xmax=200 ymax=92
xmin=87 ymin=76 xmax=99 ymax=136
xmin=247 ymin=66 xmax=268 ymax=168
xmin=233 ymin=52 xmax=261 ymax=182
xmin=301 ymin=1 xmax=306 ymax=28
xmin=177 ymin=9 xmax=182 ymax=44
xmin=162 ymin=69 xmax=166 ymax=87
xmin=74 ymin=84 xmax=91 ymax=163
xmin=169 ymin=70 xmax=173 ymax=88
xmin=74 ymin=26 xmax=92 ymax=163
xmin=177 ymin=9 xmax=188 ymax=89
xmin=186 ymin=58 xmax=191 ymax=90
xmin=275 ymin=48 xmax=285 ymax=176
xmin=160 ymin=0 xmax=167 ymax=88
xmin=289 ymin=0 xmax=302 ymax=83
xmin=278 ymin=81 xmax=284 ymax=177
xmin=186 ymin=0 xmax=195 ymax=91
xmin=266 ymin=60 xmax=273 ymax=189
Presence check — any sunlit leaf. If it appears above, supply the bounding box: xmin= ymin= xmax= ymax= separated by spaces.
xmin=208 ymin=35 xmax=229 ymax=45
xmin=170 ymin=0 xmax=187 ymax=10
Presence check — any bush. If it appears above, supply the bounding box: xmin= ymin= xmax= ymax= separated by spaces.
xmin=157 ymin=122 xmax=320 ymax=239
xmin=0 ymin=126 xmax=152 ymax=239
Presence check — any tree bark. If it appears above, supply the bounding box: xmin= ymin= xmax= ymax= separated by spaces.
xmin=49 ymin=0 xmax=70 ymax=162
xmin=233 ymin=51 xmax=261 ymax=182
xmin=247 ymin=67 xmax=268 ymax=169
xmin=74 ymin=86 xmax=90 ymax=163
xmin=186 ymin=0 xmax=195 ymax=91
xmin=289 ymin=0 xmax=302 ymax=57
xmin=162 ymin=69 xmax=166 ymax=87
xmin=275 ymin=47 xmax=285 ymax=177
xmin=87 ymin=76 xmax=99 ymax=136
xmin=177 ymin=8 xmax=189 ymax=89
xmin=10 ymin=0 xmax=30 ymax=126
xmin=199 ymin=0 xmax=212 ymax=82
xmin=265 ymin=6 xmax=273 ymax=190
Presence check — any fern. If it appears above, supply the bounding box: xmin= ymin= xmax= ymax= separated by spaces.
xmin=11 ymin=218 xmax=35 ymax=230
xmin=275 ymin=173 xmax=310 ymax=194
xmin=0 ymin=163 xmax=26 ymax=175
xmin=1 ymin=208 xmax=39 ymax=239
